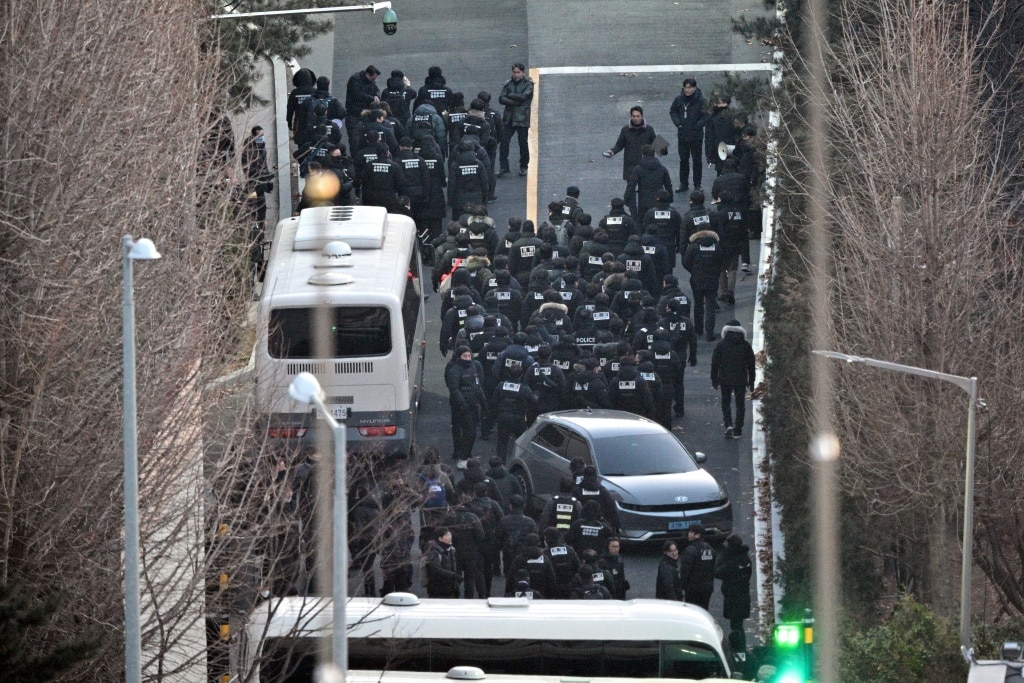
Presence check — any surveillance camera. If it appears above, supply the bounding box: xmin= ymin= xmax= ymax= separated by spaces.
xmin=381 ymin=8 xmax=397 ymax=35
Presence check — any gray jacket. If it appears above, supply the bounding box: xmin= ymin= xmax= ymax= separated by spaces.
xmin=499 ymin=77 xmax=534 ymax=128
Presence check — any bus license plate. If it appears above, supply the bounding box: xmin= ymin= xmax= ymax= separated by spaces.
xmin=329 ymin=406 xmax=349 ymax=419
xmin=668 ymin=520 xmax=700 ymax=531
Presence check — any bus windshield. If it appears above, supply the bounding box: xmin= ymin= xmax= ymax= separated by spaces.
xmin=259 ymin=637 xmax=728 ymax=680
xmin=268 ymin=306 xmax=392 ymax=358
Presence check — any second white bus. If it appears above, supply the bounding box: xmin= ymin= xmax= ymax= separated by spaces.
xmin=241 ymin=594 xmax=733 ymax=682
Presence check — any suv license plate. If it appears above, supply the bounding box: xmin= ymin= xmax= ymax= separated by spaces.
xmin=668 ymin=520 xmax=700 ymax=531
xmin=328 ymin=406 xmax=350 ymax=419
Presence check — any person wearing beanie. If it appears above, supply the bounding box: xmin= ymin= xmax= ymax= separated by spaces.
xmin=598 ymin=197 xmax=638 ymax=257
xmin=641 ymin=188 xmax=683 ymax=256
xmin=507 ymin=219 xmax=544 ymax=287
xmin=680 ymin=189 xmax=712 ymax=246
xmin=415 ymin=65 xmax=454 ymax=115
xmin=476 ymin=90 xmax=503 ymax=195
xmin=605 ymin=105 xmax=657 ymax=182
xmin=382 ymin=69 xmax=417 ymax=127
xmin=445 ymin=345 xmax=487 ymax=469
xmin=704 ymin=93 xmax=738 ymax=176
xmin=715 ymin=533 xmax=753 ymax=651
xmin=566 ymin=500 xmax=615 ymax=558
xmin=287 ymin=67 xmax=317 ymax=142
xmin=710 ymin=319 xmax=756 ymax=439
xmin=571 ymin=564 xmax=612 ymax=599
xmin=625 ymin=144 xmax=673 ymax=220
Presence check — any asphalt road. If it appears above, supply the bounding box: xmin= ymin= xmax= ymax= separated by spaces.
xmin=319 ymin=0 xmax=772 ymax=626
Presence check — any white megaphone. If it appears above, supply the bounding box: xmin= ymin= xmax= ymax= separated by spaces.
xmin=718 ymin=142 xmax=736 ymax=161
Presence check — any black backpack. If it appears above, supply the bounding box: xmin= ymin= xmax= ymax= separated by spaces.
xmin=411 ymin=113 xmax=434 ymax=143
xmin=305 ymin=95 xmax=336 ymax=136
xmin=468 ymin=497 xmax=497 ymax=534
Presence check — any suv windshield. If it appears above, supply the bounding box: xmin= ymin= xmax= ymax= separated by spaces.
xmin=592 ymin=433 xmax=698 ymax=476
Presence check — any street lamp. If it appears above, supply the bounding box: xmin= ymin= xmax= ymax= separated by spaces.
xmin=288 ymin=372 xmax=348 ymax=680
xmin=811 ymin=349 xmax=979 ymax=649
xmin=122 ymin=235 xmax=161 ymax=683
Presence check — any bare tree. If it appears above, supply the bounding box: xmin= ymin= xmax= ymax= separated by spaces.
xmin=776 ymin=0 xmax=1024 ymax=619
xmin=0 ymin=0 xmax=277 ymax=679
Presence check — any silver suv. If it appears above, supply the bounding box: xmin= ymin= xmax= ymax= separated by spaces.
xmin=509 ymin=409 xmax=732 ymax=542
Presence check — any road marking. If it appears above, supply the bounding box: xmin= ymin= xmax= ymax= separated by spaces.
xmin=527 ymin=63 xmax=773 ymax=223
xmin=537 ymin=63 xmax=774 ymax=75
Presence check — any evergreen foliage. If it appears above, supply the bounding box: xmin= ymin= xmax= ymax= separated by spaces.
xmin=205 ymin=0 xmax=334 ymax=109
xmin=0 ymin=584 xmax=100 ymax=683
xmin=839 ymin=596 xmax=964 ymax=683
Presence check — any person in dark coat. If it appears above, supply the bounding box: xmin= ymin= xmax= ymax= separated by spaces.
xmin=423 ymin=526 xmax=462 ymax=598
xmin=606 ymin=105 xmax=658 ymax=182
xmin=448 ymin=140 xmax=489 ymax=219
xmin=287 ymin=67 xmax=317 ymax=143
xmin=505 ymin=533 xmax=557 ymax=598
xmin=710 ymin=320 xmax=756 ymax=439
xmin=566 ymin=500 xmax=616 ymax=558
xmin=642 ymin=189 xmax=683 ymax=257
xmin=711 ymin=200 xmax=748 ymax=306
xmin=656 ymin=540 xmax=683 ymax=601
xmin=669 ymin=78 xmax=709 ymax=192
xmin=446 ymin=496 xmax=487 ymax=598
xmin=704 ymin=93 xmax=739 ymax=176
xmin=625 ymin=145 xmax=674 ymax=220
xmin=417 ymin=135 xmax=448 ymax=241
xmin=571 ymin=564 xmax=612 ymax=599
xmin=497 ymin=494 xmax=538 ymax=573
xmin=382 ymin=69 xmax=417 ymax=128
xmin=575 ymin=469 xmax=617 ymax=528
xmin=682 ymin=229 xmax=724 ymax=340
xmin=599 ymin=537 xmax=630 ymax=600
xmin=379 ymin=472 xmax=418 ymax=595
xmin=498 ymin=63 xmax=533 ymax=176
xmin=569 ymin=358 xmax=611 ymax=409
xmin=344 ymin=65 xmax=381 ymax=149
xmin=598 ymin=198 xmax=637 ymax=257
xmin=348 ymin=483 xmax=382 ymax=597
xmin=445 ymin=346 xmax=487 ymax=468
xmin=715 ymin=533 xmax=753 ymax=651
xmin=415 ymin=65 xmax=454 ymax=115
xmin=679 ymin=524 xmax=716 ymax=610
xmin=610 ymin=355 xmax=654 ymax=419
xmin=679 ymin=190 xmax=713 ymax=247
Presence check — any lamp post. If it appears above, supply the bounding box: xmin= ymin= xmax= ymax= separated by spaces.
xmin=122 ymin=235 xmax=161 ymax=683
xmin=811 ymin=350 xmax=979 ymax=649
xmin=288 ymin=372 xmax=348 ymax=680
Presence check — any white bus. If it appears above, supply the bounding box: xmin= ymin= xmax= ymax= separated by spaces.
xmin=346 ymin=669 xmax=737 ymax=683
xmin=241 ymin=594 xmax=733 ymax=682
xmin=255 ymin=205 xmax=426 ymax=456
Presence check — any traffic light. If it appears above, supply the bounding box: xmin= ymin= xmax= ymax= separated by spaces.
xmin=772 ymin=612 xmax=814 ymax=683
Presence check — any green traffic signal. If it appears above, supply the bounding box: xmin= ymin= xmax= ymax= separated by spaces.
xmin=775 ymin=623 xmax=801 ymax=648
xmin=772 ymin=621 xmax=811 ymax=682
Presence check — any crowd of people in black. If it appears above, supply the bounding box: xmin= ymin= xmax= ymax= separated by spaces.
xmin=270 ymin=64 xmax=759 ymax=647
